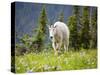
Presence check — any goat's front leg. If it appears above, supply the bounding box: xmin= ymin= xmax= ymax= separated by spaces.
xmin=52 ymin=42 xmax=58 ymax=55
xmin=58 ymin=40 xmax=62 ymax=54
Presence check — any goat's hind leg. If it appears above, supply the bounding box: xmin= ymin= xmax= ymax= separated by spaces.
xmin=64 ymin=39 xmax=69 ymax=52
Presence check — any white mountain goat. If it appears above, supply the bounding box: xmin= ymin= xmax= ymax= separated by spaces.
xmin=48 ymin=21 xmax=70 ymax=55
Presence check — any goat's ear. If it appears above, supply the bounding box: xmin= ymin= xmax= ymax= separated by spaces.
xmin=54 ymin=25 xmax=57 ymax=28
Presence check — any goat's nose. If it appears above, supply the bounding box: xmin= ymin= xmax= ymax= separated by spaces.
xmin=50 ymin=36 xmax=53 ymax=39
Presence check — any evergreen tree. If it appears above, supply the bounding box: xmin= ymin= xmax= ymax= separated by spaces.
xmin=67 ymin=6 xmax=81 ymax=50
xmin=58 ymin=11 xmax=64 ymax=22
xmin=32 ymin=6 xmax=47 ymax=52
xmin=81 ymin=7 xmax=90 ymax=49
xmin=90 ymin=8 xmax=97 ymax=48
xmin=67 ymin=15 xmax=77 ymax=49
xmin=93 ymin=8 xmax=97 ymax=48
xmin=73 ymin=6 xmax=81 ymax=50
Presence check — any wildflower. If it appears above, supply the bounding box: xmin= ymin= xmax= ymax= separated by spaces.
xmin=56 ymin=66 xmax=61 ymax=70
xmin=92 ymin=62 xmax=95 ymax=65
xmin=31 ymin=67 xmax=35 ymax=71
xmin=24 ymin=63 xmax=28 ymax=67
xmin=19 ymin=58 xmax=24 ymax=63
xmin=71 ymin=54 xmax=74 ymax=57
xmin=60 ymin=54 xmax=64 ymax=57
xmin=44 ymin=64 xmax=50 ymax=71
xmin=51 ymin=66 xmax=55 ymax=69
xmin=80 ymin=51 xmax=85 ymax=57
xmin=17 ymin=67 xmax=20 ymax=70
xmin=32 ymin=61 xmax=38 ymax=64
xmin=57 ymin=56 xmax=60 ymax=59
xmin=64 ymin=58 xmax=68 ymax=64
xmin=26 ymin=70 xmax=33 ymax=73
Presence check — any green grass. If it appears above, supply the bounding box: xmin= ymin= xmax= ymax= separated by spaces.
xmin=15 ymin=49 xmax=97 ymax=73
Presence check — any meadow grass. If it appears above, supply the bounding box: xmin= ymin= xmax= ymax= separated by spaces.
xmin=15 ymin=49 xmax=97 ymax=73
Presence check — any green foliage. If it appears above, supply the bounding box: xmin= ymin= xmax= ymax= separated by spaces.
xmin=16 ymin=34 xmax=32 ymax=55
xmin=15 ymin=6 xmax=48 ymax=55
xmin=89 ymin=8 xmax=97 ymax=48
xmin=81 ymin=7 xmax=90 ymax=49
xmin=67 ymin=15 xmax=76 ymax=48
xmin=15 ymin=49 xmax=97 ymax=73
xmin=67 ymin=6 xmax=81 ymax=50
xmin=20 ymin=34 xmax=31 ymax=47
xmin=67 ymin=6 xmax=97 ymax=50
xmin=58 ymin=11 xmax=64 ymax=22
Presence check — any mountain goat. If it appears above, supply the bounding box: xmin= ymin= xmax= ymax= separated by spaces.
xmin=49 ymin=21 xmax=70 ymax=55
